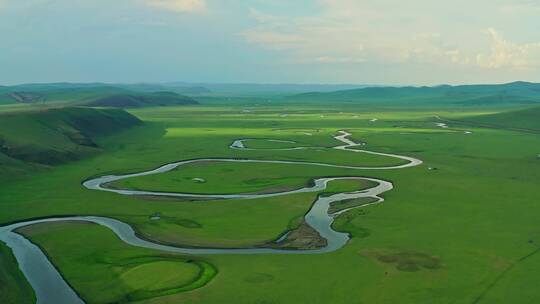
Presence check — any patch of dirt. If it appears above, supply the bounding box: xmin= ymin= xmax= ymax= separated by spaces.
xmin=170 ymin=218 xmax=202 ymax=229
xmin=267 ymin=221 xmax=327 ymax=250
xmin=7 ymin=92 xmax=44 ymax=103
xmin=375 ymin=251 xmax=442 ymax=272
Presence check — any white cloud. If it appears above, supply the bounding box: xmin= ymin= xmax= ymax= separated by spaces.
xmin=499 ymin=1 xmax=540 ymax=14
xmin=476 ymin=28 xmax=540 ymax=69
xmin=315 ymin=56 xmax=366 ymax=64
xmin=242 ymin=30 xmax=303 ymax=50
xmin=140 ymin=0 xmax=206 ymax=13
xmin=241 ymin=2 xmax=453 ymax=65
xmin=445 ymin=50 xmax=471 ymax=65
xmin=240 ymin=5 xmax=374 ymax=64
xmin=241 ymin=1 xmax=540 ymax=71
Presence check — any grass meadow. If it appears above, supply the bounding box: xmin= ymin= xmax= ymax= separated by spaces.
xmin=1 ymin=103 xmax=540 ymax=303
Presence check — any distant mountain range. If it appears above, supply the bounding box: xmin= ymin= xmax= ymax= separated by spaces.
xmin=289 ymin=81 xmax=540 ymax=105
xmin=1 ymin=81 xmax=539 ymax=106
xmin=0 ymin=83 xmax=200 ymax=107
xmin=0 ymin=82 xmax=212 ymax=95
xmin=167 ymin=83 xmax=370 ymax=94
xmin=0 ymin=82 xmax=369 ymax=98
xmin=86 ymin=92 xmax=198 ymax=108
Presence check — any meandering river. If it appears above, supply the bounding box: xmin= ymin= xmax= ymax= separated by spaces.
xmin=0 ymin=130 xmax=422 ymax=304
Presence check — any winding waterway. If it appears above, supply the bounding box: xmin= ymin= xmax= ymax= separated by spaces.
xmin=0 ymin=130 xmax=422 ymax=304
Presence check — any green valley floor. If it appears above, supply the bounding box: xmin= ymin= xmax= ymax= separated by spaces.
xmin=1 ymin=104 xmax=540 ymax=304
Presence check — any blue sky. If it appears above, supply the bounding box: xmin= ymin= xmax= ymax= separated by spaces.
xmin=1 ymin=0 xmax=539 ymax=85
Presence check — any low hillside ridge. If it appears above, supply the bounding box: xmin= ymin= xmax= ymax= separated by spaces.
xmin=0 ymin=107 xmax=141 ymax=167
xmin=0 ymin=84 xmax=204 ymax=106
xmin=458 ymin=105 xmax=540 ymax=132
xmin=290 ymin=81 xmax=540 ymax=105
xmin=84 ymin=91 xmax=198 ymax=108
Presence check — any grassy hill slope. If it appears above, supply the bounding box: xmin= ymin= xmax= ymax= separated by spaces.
xmin=0 ymin=83 xmax=207 ymax=105
xmin=290 ymin=81 xmax=540 ymax=106
xmin=0 ymin=85 xmax=131 ymax=105
xmin=0 ymin=107 xmax=141 ymax=179
xmin=0 ymin=242 xmax=35 ymax=304
xmin=459 ymin=106 xmax=540 ymax=132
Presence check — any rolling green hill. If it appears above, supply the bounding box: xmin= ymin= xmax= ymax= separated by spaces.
xmin=290 ymin=81 xmax=540 ymax=106
xmin=0 ymin=83 xmax=208 ymax=105
xmin=459 ymin=106 xmax=540 ymax=132
xmin=85 ymin=92 xmax=198 ymax=108
xmin=0 ymin=85 xmax=130 ymax=105
xmin=0 ymin=107 xmax=141 ymax=179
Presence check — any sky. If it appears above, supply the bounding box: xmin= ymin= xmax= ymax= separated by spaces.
xmin=1 ymin=0 xmax=540 ymax=85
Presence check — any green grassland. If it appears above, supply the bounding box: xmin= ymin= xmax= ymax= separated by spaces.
xmin=240 ymin=138 xmax=305 ymax=149
xmin=16 ymin=221 xmax=216 ymax=303
xmin=328 ymin=197 xmax=379 ymax=214
xmin=112 ymin=162 xmax=383 ymax=195
xmin=322 ymin=179 xmax=379 ymax=196
xmin=113 ymin=161 xmax=319 ymax=194
xmin=1 ymin=102 xmax=540 ymax=303
xmin=0 ymin=242 xmax=35 ymax=304
xmin=456 ymin=105 xmax=540 ymax=132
